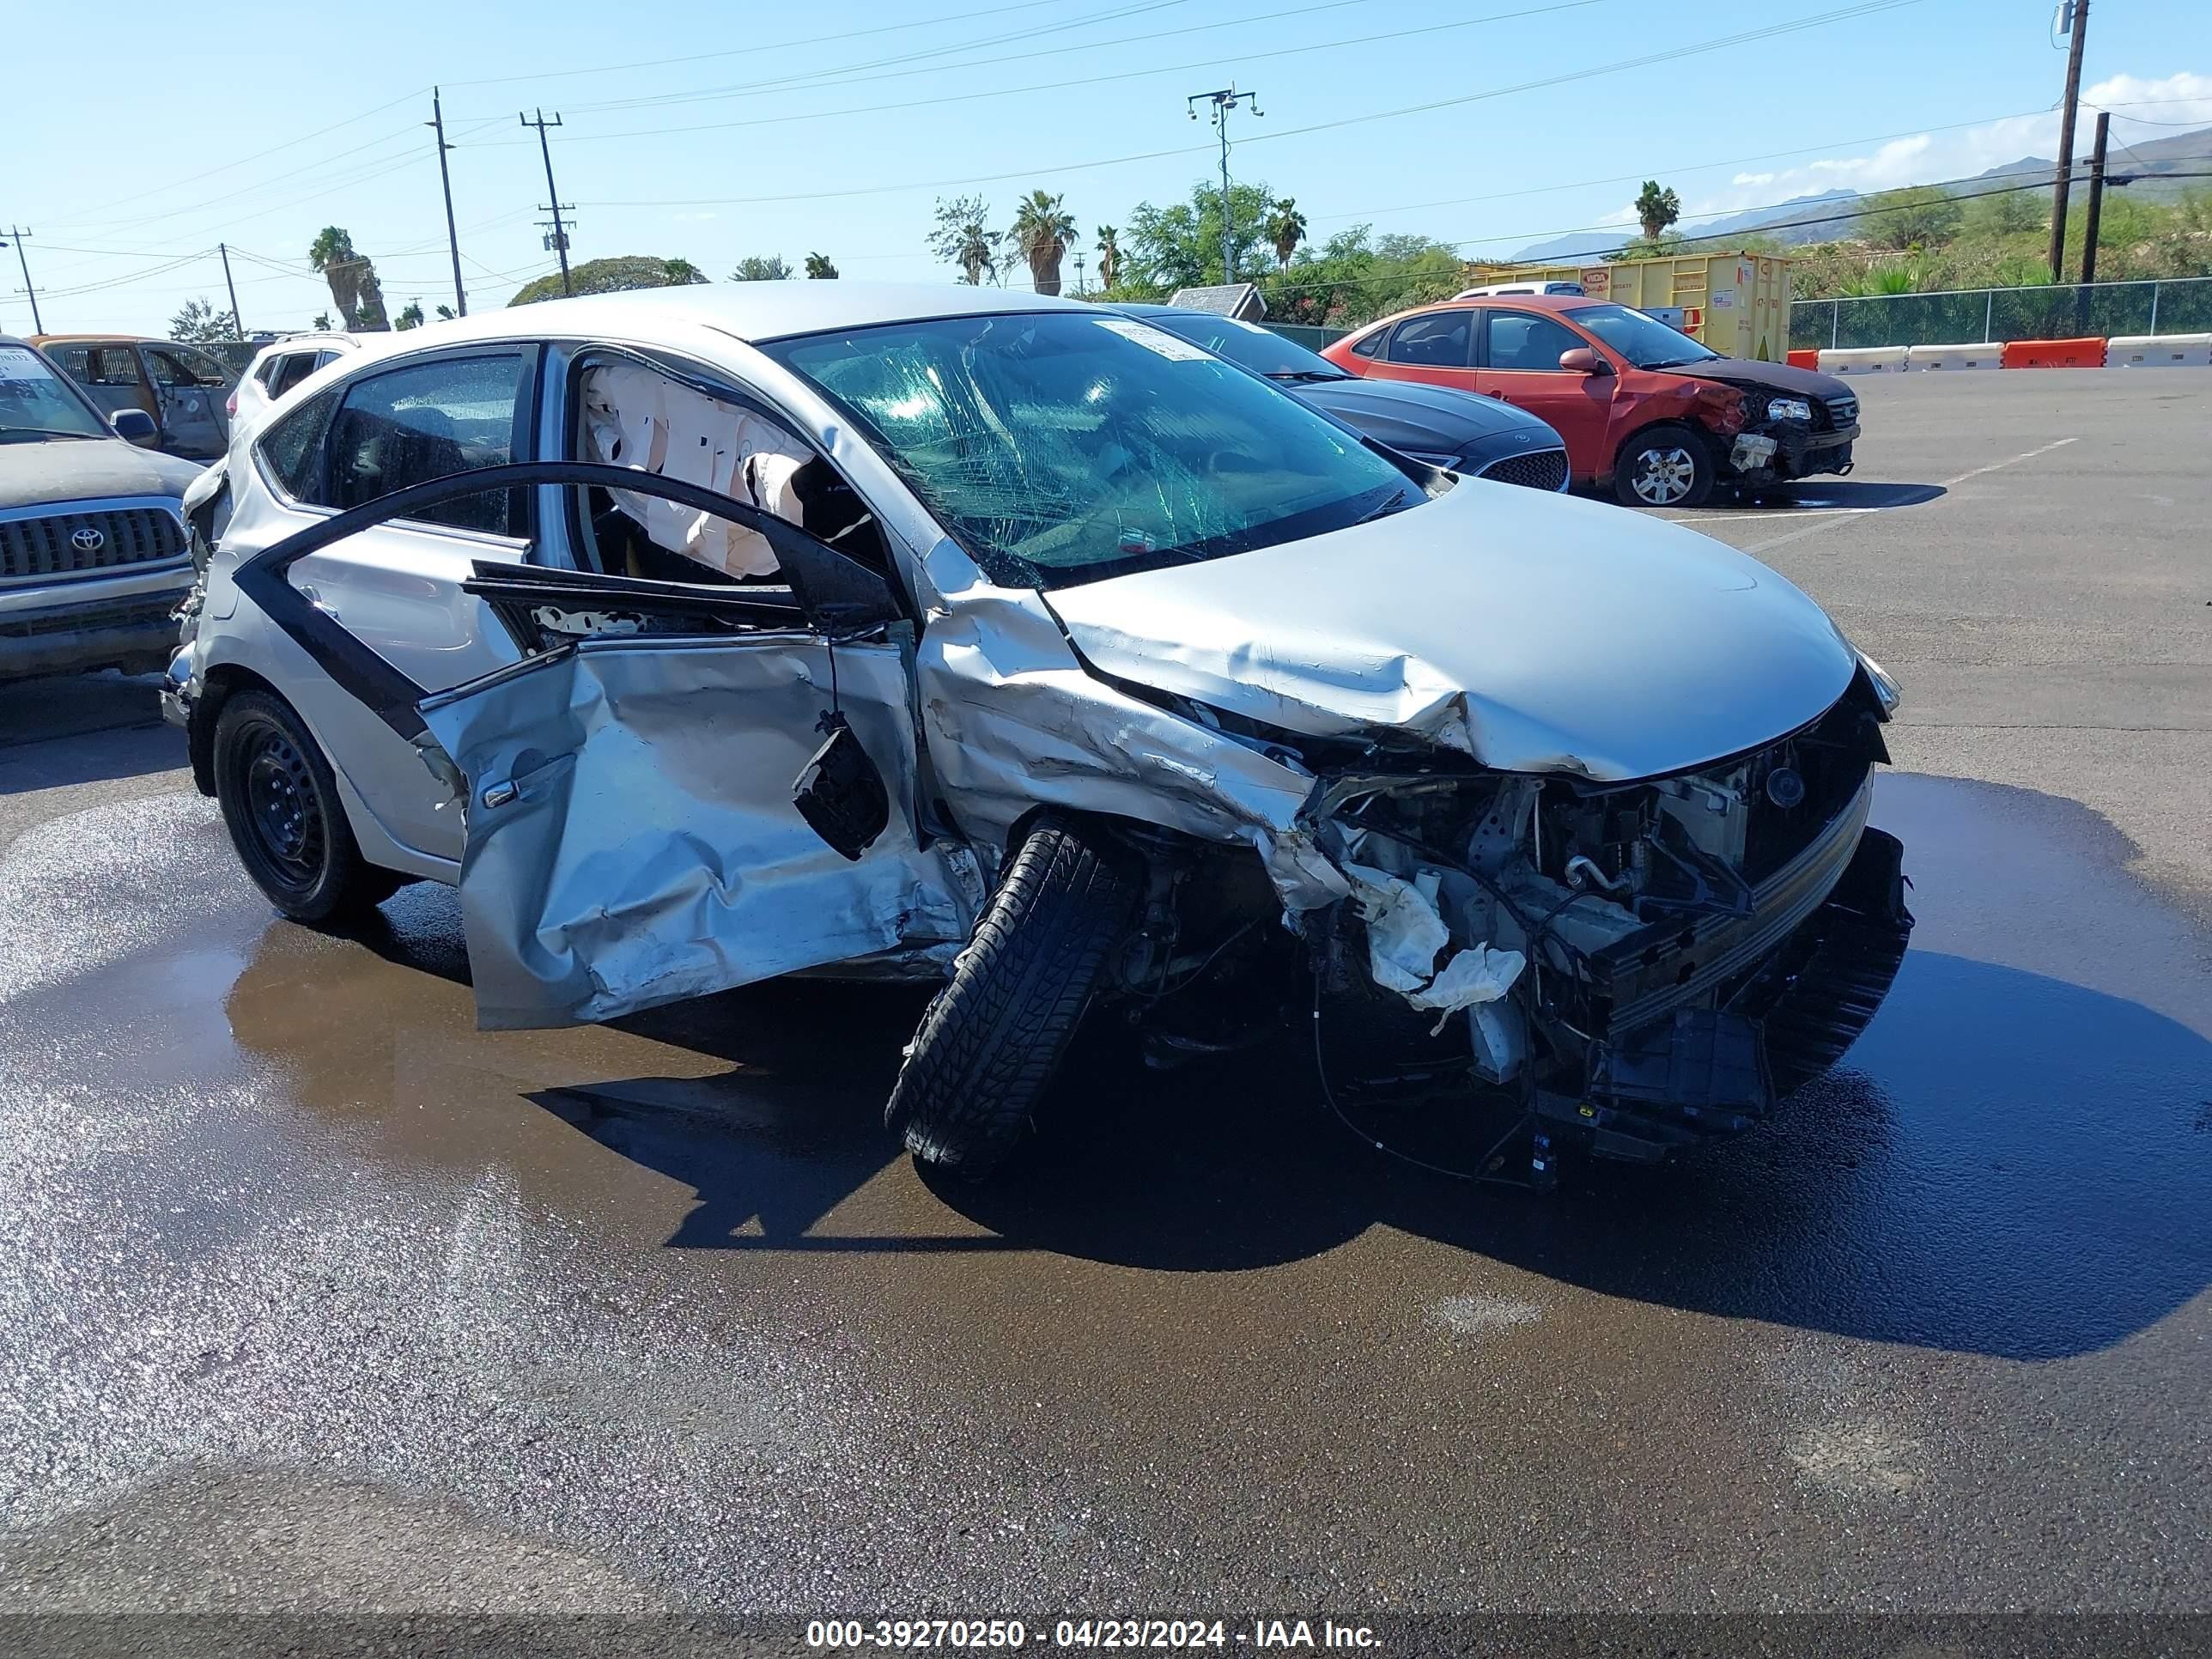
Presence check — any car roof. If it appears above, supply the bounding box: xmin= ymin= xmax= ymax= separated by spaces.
xmin=371 ymin=282 xmax=1082 ymax=353
xmin=1346 ymin=292 xmax=1604 ymax=336
xmin=28 ymin=333 xmax=163 ymax=345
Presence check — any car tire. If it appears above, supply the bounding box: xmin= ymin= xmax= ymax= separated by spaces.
xmin=212 ymin=689 xmax=401 ymax=924
xmin=1613 ymin=424 xmax=1715 ymax=508
xmin=884 ymin=815 xmax=1139 ymax=1179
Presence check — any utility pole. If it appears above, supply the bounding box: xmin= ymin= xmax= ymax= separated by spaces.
xmin=1073 ymin=252 xmax=1086 ymax=297
xmin=1187 ymin=86 xmax=1262 ymax=284
xmin=430 ymin=88 xmax=468 ymax=318
xmin=1 ymin=228 xmax=40 ymax=334
xmin=218 ymin=243 xmax=245 ymax=338
xmin=520 ymin=108 xmax=574 ymax=297
xmin=2079 ymin=109 xmax=2112 ymax=288
xmin=2046 ymin=0 xmax=2089 ymax=280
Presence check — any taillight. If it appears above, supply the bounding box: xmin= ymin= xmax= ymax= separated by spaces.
xmin=225 ymin=390 xmax=237 ymax=417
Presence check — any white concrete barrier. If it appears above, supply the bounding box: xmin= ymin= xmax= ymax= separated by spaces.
xmin=1817 ymin=346 xmax=1910 ymax=374
xmin=1904 ymin=342 xmax=2004 ymax=371
xmin=2106 ymin=333 xmax=2212 ymax=368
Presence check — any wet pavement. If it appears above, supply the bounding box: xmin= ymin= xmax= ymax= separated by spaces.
xmin=0 ymin=372 xmax=2208 ymax=1629
xmin=0 ymin=769 xmax=2208 ymax=1620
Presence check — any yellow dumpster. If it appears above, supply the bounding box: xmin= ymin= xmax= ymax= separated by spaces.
xmin=1462 ymin=252 xmax=1797 ymax=362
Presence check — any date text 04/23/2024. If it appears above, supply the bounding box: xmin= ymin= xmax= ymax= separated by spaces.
xmin=804 ymin=1620 xmax=1382 ymax=1650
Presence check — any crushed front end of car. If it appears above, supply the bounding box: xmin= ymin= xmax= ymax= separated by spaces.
xmin=1267 ymin=668 xmax=1911 ymax=1167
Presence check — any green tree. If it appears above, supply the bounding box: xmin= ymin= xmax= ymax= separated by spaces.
xmin=731 ymin=254 xmax=793 ymax=281
xmin=313 ymin=313 xmax=334 ymax=331
xmin=1264 ymin=198 xmax=1307 ymax=272
xmin=168 ymin=297 xmax=238 ymax=343
xmin=804 ymin=252 xmax=838 ymax=279
xmin=509 ymin=254 xmax=710 ymax=306
xmin=1008 ymin=189 xmax=1078 ymax=295
xmin=1859 ymin=185 xmax=1964 ymax=250
xmin=1093 ymin=225 xmax=1121 ymax=290
xmin=434 ymin=303 xmax=457 ymax=321
xmin=1126 ymin=179 xmax=1276 ymax=290
xmin=928 ymin=195 xmax=1001 ymax=285
xmin=307 ymin=227 xmax=388 ymax=331
xmin=1634 ymin=181 xmax=1681 ymax=242
xmin=1960 ymin=183 xmax=2045 ymax=237
xmin=394 ymin=300 xmax=425 ymax=331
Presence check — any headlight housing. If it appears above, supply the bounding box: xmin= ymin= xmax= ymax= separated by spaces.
xmin=1856 ymin=649 xmax=1902 ymax=717
xmin=1767 ymin=397 xmax=1813 ymax=422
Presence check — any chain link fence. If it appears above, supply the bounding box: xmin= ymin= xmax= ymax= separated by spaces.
xmin=1790 ymin=276 xmax=2212 ymax=350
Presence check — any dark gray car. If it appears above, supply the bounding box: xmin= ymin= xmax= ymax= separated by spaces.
xmin=0 ymin=338 xmax=202 ymax=681
xmin=1119 ymin=304 xmax=1571 ymax=490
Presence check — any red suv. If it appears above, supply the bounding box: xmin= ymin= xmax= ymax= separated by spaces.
xmin=1322 ymin=295 xmax=1860 ymax=508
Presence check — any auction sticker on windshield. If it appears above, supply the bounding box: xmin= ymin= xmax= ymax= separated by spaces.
xmin=0 ymin=346 xmax=58 ymax=383
xmin=1093 ymin=318 xmax=1212 ymax=362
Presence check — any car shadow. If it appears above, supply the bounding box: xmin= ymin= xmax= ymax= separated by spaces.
xmin=228 ymin=776 xmax=2212 ymax=1364
xmin=0 ymin=672 xmax=185 ymax=793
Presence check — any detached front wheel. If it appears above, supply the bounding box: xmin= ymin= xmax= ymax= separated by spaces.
xmin=886 ymin=815 xmax=1139 ymax=1179
xmin=1614 ymin=423 xmax=1715 ymax=508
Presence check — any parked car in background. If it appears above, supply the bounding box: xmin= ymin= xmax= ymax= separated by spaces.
xmin=172 ymin=284 xmax=1909 ymax=1188
xmin=33 ymin=334 xmax=236 ymax=461
xmin=230 ymin=331 xmax=365 ymax=429
xmin=1455 ymin=281 xmax=1586 ymax=298
xmin=0 ymin=337 xmax=200 ymax=681
xmin=1118 ymin=304 xmax=1569 ymax=490
xmin=1322 ymin=296 xmax=1861 ymax=507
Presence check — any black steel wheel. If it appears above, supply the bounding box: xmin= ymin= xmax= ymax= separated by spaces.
xmin=213 ymin=689 xmax=400 ymax=923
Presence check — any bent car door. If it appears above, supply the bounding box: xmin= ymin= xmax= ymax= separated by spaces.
xmin=140 ymin=343 xmax=232 ymax=459
xmin=237 ymin=462 xmax=976 ymax=1030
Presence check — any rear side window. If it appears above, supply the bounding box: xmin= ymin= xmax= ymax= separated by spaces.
xmin=1384 ymin=313 xmax=1472 ymax=368
xmin=147 ymin=346 xmax=229 ymax=388
xmin=269 ymin=351 xmax=320 ymax=398
xmin=1483 ymin=311 xmax=1586 ymax=372
xmin=258 ymin=387 xmax=338 ymax=501
xmin=1348 ymin=328 xmax=1386 ymax=360
xmin=325 ymin=354 xmax=527 ymax=535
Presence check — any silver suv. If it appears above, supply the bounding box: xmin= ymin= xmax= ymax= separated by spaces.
xmin=0 ymin=337 xmax=203 ymax=682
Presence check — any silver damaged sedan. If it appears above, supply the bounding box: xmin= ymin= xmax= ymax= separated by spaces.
xmin=169 ymin=284 xmax=1912 ymax=1183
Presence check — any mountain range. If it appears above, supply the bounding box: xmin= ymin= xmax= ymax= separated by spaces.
xmin=1506 ymin=121 xmax=2212 ymax=263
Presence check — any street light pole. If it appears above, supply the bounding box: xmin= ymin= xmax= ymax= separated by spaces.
xmin=2046 ymin=0 xmax=2090 ymax=280
xmin=1187 ymin=86 xmax=1263 ymax=283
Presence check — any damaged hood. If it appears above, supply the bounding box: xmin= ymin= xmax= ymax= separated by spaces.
xmin=1042 ymin=480 xmax=1857 ymax=781
xmin=1658 ymin=356 xmax=1853 ymax=402
xmin=0 ymin=436 xmax=203 ymax=509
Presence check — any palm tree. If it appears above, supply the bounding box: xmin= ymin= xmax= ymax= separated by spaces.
xmin=1093 ymin=225 xmax=1121 ymax=291
xmin=928 ymin=196 xmax=1002 ymax=286
xmin=1265 ymin=198 xmax=1307 ymax=272
xmin=1008 ymin=189 xmax=1078 ymax=295
xmin=1634 ymin=181 xmax=1681 ymax=242
xmin=308 ymin=227 xmax=387 ymax=330
xmin=661 ymin=258 xmax=707 ymax=285
xmin=805 ymin=252 xmax=838 ymax=279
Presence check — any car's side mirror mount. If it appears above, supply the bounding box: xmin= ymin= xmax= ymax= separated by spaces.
xmin=1559 ymin=348 xmax=1611 ymax=376
xmin=110 ymin=408 xmax=159 ymax=447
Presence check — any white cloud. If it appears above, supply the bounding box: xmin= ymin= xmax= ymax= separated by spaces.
xmin=1674 ymin=69 xmax=2212 ymax=223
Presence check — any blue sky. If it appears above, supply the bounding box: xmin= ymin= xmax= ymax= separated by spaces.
xmin=9 ymin=0 xmax=2209 ymax=336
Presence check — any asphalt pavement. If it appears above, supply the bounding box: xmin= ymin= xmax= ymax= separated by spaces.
xmin=0 ymin=369 xmax=2206 ymax=1650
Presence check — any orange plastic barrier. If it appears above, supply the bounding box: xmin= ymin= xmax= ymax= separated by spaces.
xmin=1786 ymin=349 xmax=1820 ymax=370
xmin=2000 ymin=337 xmax=2107 ymax=368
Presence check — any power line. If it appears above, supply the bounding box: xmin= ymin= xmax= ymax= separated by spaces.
xmin=569 ymin=0 xmax=1919 ymax=210
xmin=507 ymin=0 xmax=1616 ymax=152
xmin=441 ymin=0 xmax=1160 ymax=89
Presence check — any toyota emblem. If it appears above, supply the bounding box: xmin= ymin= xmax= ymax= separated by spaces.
xmin=71 ymin=526 xmax=106 ymax=554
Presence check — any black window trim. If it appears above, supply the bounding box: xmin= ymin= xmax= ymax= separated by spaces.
xmin=1478 ymin=307 xmax=1587 ymax=374
xmin=252 ymin=343 xmax=544 ymax=548
xmin=556 ymin=340 xmax=904 ymax=602
xmin=1382 ymin=309 xmax=1474 ymax=369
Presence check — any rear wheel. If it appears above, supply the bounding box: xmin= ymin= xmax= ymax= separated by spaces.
xmin=885 ymin=816 xmax=1139 ymax=1178
xmin=1614 ymin=423 xmax=1715 ymax=508
xmin=212 ymin=690 xmax=400 ymax=924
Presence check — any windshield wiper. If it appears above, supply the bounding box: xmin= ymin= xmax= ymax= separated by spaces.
xmin=1641 ymin=356 xmax=1717 ymax=369
xmin=1271 ymin=369 xmax=1352 ymax=383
